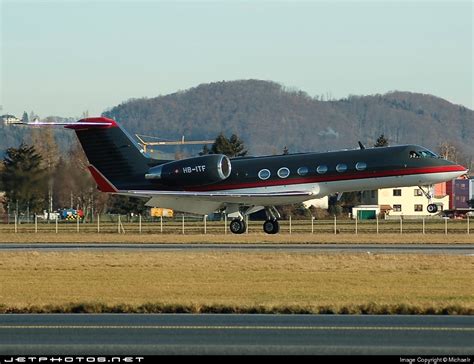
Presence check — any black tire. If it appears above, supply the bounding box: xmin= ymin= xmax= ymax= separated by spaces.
xmin=230 ymin=218 xmax=246 ymax=234
xmin=427 ymin=204 xmax=438 ymax=213
xmin=263 ymin=219 xmax=280 ymax=234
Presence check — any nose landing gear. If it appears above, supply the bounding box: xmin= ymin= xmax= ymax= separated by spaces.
xmin=418 ymin=185 xmax=439 ymax=213
xmin=427 ymin=203 xmax=438 ymax=213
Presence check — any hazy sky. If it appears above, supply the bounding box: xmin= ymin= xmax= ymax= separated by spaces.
xmin=1 ymin=0 xmax=472 ymax=118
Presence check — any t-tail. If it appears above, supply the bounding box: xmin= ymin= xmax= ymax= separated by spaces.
xmin=64 ymin=117 xmax=153 ymax=192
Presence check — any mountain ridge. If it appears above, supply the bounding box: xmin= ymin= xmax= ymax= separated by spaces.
xmin=103 ymin=80 xmax=473 ymax=158
xmin=1 ymin=80 xmax=472 ymax=163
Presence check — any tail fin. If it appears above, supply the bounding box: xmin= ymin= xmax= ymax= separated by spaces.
xmin=68 ymin=117 xmax=150 ymax=191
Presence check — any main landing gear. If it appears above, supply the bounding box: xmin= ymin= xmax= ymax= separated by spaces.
xmin=229 ymin=218 xmax=247 ymax=234
xmin=263 ymin=219 xmax=280 ymax=234
xmin=227 ymin=206 xmax=281 ymax=234
xmin=418 ymin=185 xmax=438 ymax=213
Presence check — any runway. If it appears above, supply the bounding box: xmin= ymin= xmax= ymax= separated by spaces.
xmin=0 ymin=314 xmax=472 ymax=355
xmin=0 ymin=243 xmax=473 ymax=255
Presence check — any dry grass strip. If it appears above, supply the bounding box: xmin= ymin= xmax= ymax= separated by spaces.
xmin=0 ymin=251 xmax=472 ymax=314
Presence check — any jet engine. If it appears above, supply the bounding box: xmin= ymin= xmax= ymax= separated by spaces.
xmin=145 ymin=154 xmax=232 ymax=187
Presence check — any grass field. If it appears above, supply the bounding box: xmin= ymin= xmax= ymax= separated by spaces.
xmin=0 ymin=251 xmax=472 ymax=314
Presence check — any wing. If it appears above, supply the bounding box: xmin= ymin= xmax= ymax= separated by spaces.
xmin=123 ymin=189 xmax=315 ymax=215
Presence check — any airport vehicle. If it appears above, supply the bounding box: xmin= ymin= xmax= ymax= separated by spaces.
xmin=24 ymin=117 xmax=468 ymax=234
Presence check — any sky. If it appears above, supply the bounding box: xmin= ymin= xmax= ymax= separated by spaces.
xmin=1 ymin=0 xmax=473 ymax=118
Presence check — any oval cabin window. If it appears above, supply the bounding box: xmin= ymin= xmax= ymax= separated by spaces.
xmin=355 ymin=162 xmax=367 ymax=171
xmin=336 ymin=164 xmax=347 ymax=173
xmin=297 ymin=167 xmax=309 ymax=176
xmin=258 ymin=169 xmax=271 ymax=180
xmin=317 ymin=165 xmax=328 ymax=174
xmin=277 ymin=167 xmax=290 ymax=178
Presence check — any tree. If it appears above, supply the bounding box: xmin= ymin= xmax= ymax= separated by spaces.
xmin=199 ymin=145 xmax=211 ymax=156
xmin=29 ymin=126 xmax=59 ymax=213
xmin=437 ymin=141 xmax=466 ymax=164
xmin=201 ymin=133 xmax=248 ymax=157
xmin=107 ymin=195 xmax=146 ymax=215
xmin=374 ymin=134 xmax=389 ymax=147
xmin=53 ymin=141 xmax=109 ymax=219
xmin=21 ymin=111 xmax=29 ymax=123
xmin=2 ymin=144 xmax=48 ymax=214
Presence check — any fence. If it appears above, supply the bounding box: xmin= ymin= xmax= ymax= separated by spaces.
xmin=0 ymin=214 xmax=471 ymax=235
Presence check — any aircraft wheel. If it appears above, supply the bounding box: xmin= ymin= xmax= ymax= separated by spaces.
xmin=230 ymin=218 xmax=246 ymax=234
xmin=427 ymin=204 xmax=438 ymax=213
xmin=263 ymin=219 xmax=280 ymax=234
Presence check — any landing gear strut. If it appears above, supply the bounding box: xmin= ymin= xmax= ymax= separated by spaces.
xmin=418 ymin=185 xmax=438 ymax=213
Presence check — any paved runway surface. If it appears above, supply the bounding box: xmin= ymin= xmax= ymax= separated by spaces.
xmin=0 ymin=314 xmax=472 ymax=355
xmin=0 ymin=243 xmax=473 ymax=255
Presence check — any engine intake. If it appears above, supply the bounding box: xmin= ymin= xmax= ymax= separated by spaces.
xmin=145 ymin=154 xmax=232 ymax=187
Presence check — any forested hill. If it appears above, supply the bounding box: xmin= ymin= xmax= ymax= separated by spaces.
xmin=2 ymin=80 xmax=472 ymax=161
xmin=103 ymin=80 xmax=473 ymax=158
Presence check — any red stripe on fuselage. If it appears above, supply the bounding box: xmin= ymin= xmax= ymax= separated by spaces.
xmin=188 ymin=165 xmax=466 ymax=192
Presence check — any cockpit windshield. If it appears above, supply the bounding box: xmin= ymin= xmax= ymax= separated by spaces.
xmin=409 ymin=149 xmax=439 ymax=159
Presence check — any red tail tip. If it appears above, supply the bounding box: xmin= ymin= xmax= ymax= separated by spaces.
xmin=79 ymin=117 xmax=118 ymax=127
xmin=88 ymin=165 xmax=118 ymax=193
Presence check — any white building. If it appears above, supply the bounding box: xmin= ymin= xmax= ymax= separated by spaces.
xmin=1 ymin=114 xmax=20 ymax=124
xmin=359 ymin=185 xmax=449 ymax=219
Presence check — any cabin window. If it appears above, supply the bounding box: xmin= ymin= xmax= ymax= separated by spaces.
xmin=355 ymin=162 xmax=367 ymax=171
xmin=297 ymin=167 xmax=309 ymax=176
xmin=414 ymin=204 xmax=423 ymax=212
xmin=393 ymin=189 xmax=402 ymax=196
xmin=393 ymin=204 xmax=402 ymax=212
xmin=336 ymin=164 xmax=347 ymax=173
xmin=317 ymin=165 xmax=328 ymax=174
xmin=258 ymin=169 xmax=271 ymax=180
xmin=412 ymin=149 xmax=438 ymax=158
xmin=277 ymin=167 xmax=290 ymax=179
xmin=418 ymin=150 xmax=438 ymax=158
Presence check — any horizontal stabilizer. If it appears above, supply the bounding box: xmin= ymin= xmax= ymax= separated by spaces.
xmin=14 ymin=117 xmax=116 ymax=130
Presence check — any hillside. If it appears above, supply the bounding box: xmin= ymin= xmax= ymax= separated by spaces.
xmin=103 ymin=80 xmax=473 ymax=159
xmin=2 ymin=80 xmax=473 ymax=162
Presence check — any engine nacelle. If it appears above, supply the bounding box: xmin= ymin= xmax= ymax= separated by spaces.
xmin=145 ymin=154 xmax=232 ymax=187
